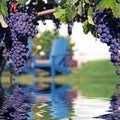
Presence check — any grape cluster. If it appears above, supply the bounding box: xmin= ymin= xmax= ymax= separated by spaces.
xmin=98 ymin=93 xmax=120 ymax=120
xmin=53 ymin=18 xmax=61 ymax=29
xmin=67 ymin=23 xmax=72 ymax=35
xmin=1 ymin=2 xmax=38 ymax=75
xmin=0 ymin=84 xmax=31 ymax=120
xmin=6 ymin=0 xmax=13 ymax=13
xmin=93 ymin=8 xmax=120 ymax=75
xmin=0 ymin=95 xmax=13 ymax=120
xmin=10 ymin=41 xmax=29 ymax=73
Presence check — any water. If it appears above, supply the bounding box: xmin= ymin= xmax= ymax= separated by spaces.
xmin=26 ymin=83 xmax=77 ymax=120
xmin=0 ymin=82 xmax=110 ymax=120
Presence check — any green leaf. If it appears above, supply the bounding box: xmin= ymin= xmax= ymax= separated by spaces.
xmin=65 ymin=7 xmax=76 ymax=22
xmin=83 ymin=20 xmax=97 ymax=37
xmin=87 ymin=7 xmax=94 ymax=25
xmin=85 ymin=0 xmax=90 ymax=3
xmin=0 ymin=1 xmax=8 ymax=16
xmin=71 ymin=0 xmax=79 ymax=5
xmin=55 ymin=7 xmax=65 ymax=18
xmin=17 ymin=0 xmax=27 ymax=4
xmin=97 ymin=0 xmax=116 ymax=10
xmin=88 ymin=7 xmax=93 ymax=16
xmin=76 ymin=1 xmax=82 ymax=14
xmin=83 ymin=20 xmax=89 ymax=34
xmin=55 ymin=7 xmax=67 ymax=23
xmin=88 ymin=15 xmax=94 ymax=25
xmin=94 ymin=0 xmax=102 ymax=5
xmin=83 ymin=20 xmax=94 ymax=34
xmin=114 ymin=2 xmax=120 ymax=18
xmin=96 ymin=0 xmax=120 ymax=18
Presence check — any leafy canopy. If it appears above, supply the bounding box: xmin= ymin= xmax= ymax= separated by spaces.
xmin=0 ymin=0 xmax=120 ymax=37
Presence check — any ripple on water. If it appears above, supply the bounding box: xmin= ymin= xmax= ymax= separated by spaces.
xmin=27 ymin=84 xmax=78 ymax=120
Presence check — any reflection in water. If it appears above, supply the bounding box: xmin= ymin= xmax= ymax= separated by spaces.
xmin=0 ymin=83 xmax=77 ymax=120
xmin=27 ymin=84 xmax=77 ymax=120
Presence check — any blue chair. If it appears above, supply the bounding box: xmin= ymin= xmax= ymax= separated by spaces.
xmin=32 ymin=37 xmax=72 ymax=91
xmin=21 ymin=37 xmax=72 ymax=94
xmin=32 ymin=37 xmax=72 ymax=77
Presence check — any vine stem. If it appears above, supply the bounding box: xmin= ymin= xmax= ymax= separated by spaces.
xmin=37 ymin=8 xmax=56 ymax=17
xmin=37 ymin=8 xmax=87 ymax=19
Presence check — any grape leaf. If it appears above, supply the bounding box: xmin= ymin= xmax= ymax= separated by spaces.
xmin=94 ymin=0 xmax=101 ymax=4
xmin=55 ymin=7 xmax=65 ymax=17
xmin=87 ymin=7 xmax=94 ymax=25
xmin=88 ymin=7 xmax=93 ymax=16
xmin=96 ymin=0 xmax=120 ymax=18
xmin=114 ymin=2 xmax=120 ymax=18
xmin=59 ymin=0 xmax=67 ymax=8
xmin=55 ymin=7 xmax=67 ymax=23
xmin=84 ymin=0 xmax=90 ymax=3
xmin=17 ymin=0 xmax=27 ymax=4
xmin=65 ymin=7 xmax=76 ymax=22
xmin=76 ymin=1 xmax=82 ymax=14
xmin=71 ymin=0 xmax=79 ymax=5
xmin=83 ymin=20 xmax=90 ymax=34
xmin=88 ymin=15 xmax=94 ymax=25
xmin=0 ymin=1 xmax=8 ymax=16
xmin=83 ymin=20 xmax=94 ymax=34
xmin=83 ymin=20 xmax=97 ymax=37
xmin=97 ymin=0 xmax=115 ymax=11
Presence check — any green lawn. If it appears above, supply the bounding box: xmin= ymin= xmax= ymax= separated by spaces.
xmin=1 ymin=59 xmax=120 ymax=98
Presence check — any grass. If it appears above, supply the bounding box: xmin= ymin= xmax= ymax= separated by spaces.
xmin=1 ymin=59 xmax=120 ymax=98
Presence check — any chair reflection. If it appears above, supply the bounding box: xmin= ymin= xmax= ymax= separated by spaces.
xmin=27 ymin=84 xmax=76 ymax=120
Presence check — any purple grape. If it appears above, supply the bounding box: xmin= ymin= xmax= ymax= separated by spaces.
xmin=116 ymin=84 xmax=120 ymax=89
xmin=1 ymin=1 xmax=39 ymax=75
xmin=98 ymin=93 xmax=120 ymax=120
xmin=0 ymin=84 xmax=31 ymax=120
xmin=68 ymin=23 xmax=72 ymax=35
xmin=97 ymin=29 xmax=102 ymax=34
xmin=116 ymin=70 xmax=120 ymax=75
xmin=93 ymin=8 xmax=120 ymax=76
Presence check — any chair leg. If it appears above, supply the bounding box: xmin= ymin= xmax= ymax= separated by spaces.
xmin=50 ymin=67 xmax=56 ymax=93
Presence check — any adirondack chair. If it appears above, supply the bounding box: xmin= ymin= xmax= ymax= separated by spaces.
xmin=32 ymin=37 xmax=72 ymax=77
xmin=21 ymin=37 xmax=72 ymax=94
xmin=32 ymin=37 xmax=72 ymax=91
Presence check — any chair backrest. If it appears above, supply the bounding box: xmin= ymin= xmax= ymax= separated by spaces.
xmin=49 ymin=37 xmax=69 ymax=65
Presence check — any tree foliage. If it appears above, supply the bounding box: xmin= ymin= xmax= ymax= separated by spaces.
xmin=32 ymin=29 xmax=75 ymax=56
xmin=32 ymin=30 xmax=60 ymax=55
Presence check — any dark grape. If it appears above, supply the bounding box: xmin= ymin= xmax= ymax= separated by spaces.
xmin=1 ymin=1 xmax=39 ymax=75
xmin=68 ymin=23 xmax=73 ymax=35
xmin=98 ymin=93 xmax=120 ymax=120
xmin=0 ymin=84 xmax=31 ymax=120
xmin=116 ymin=70 xmax=120 ymax=75
xmin=93 ymin=7 xmax=120 ymax=120
xmin=93 ymin=8 xmax=120 ymax=76
xmin=53 ymin=18 xmax=61 ymax=29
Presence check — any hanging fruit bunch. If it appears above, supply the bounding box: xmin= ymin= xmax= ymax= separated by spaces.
xmin=0 ymin=0 xmax=39 ymax=75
